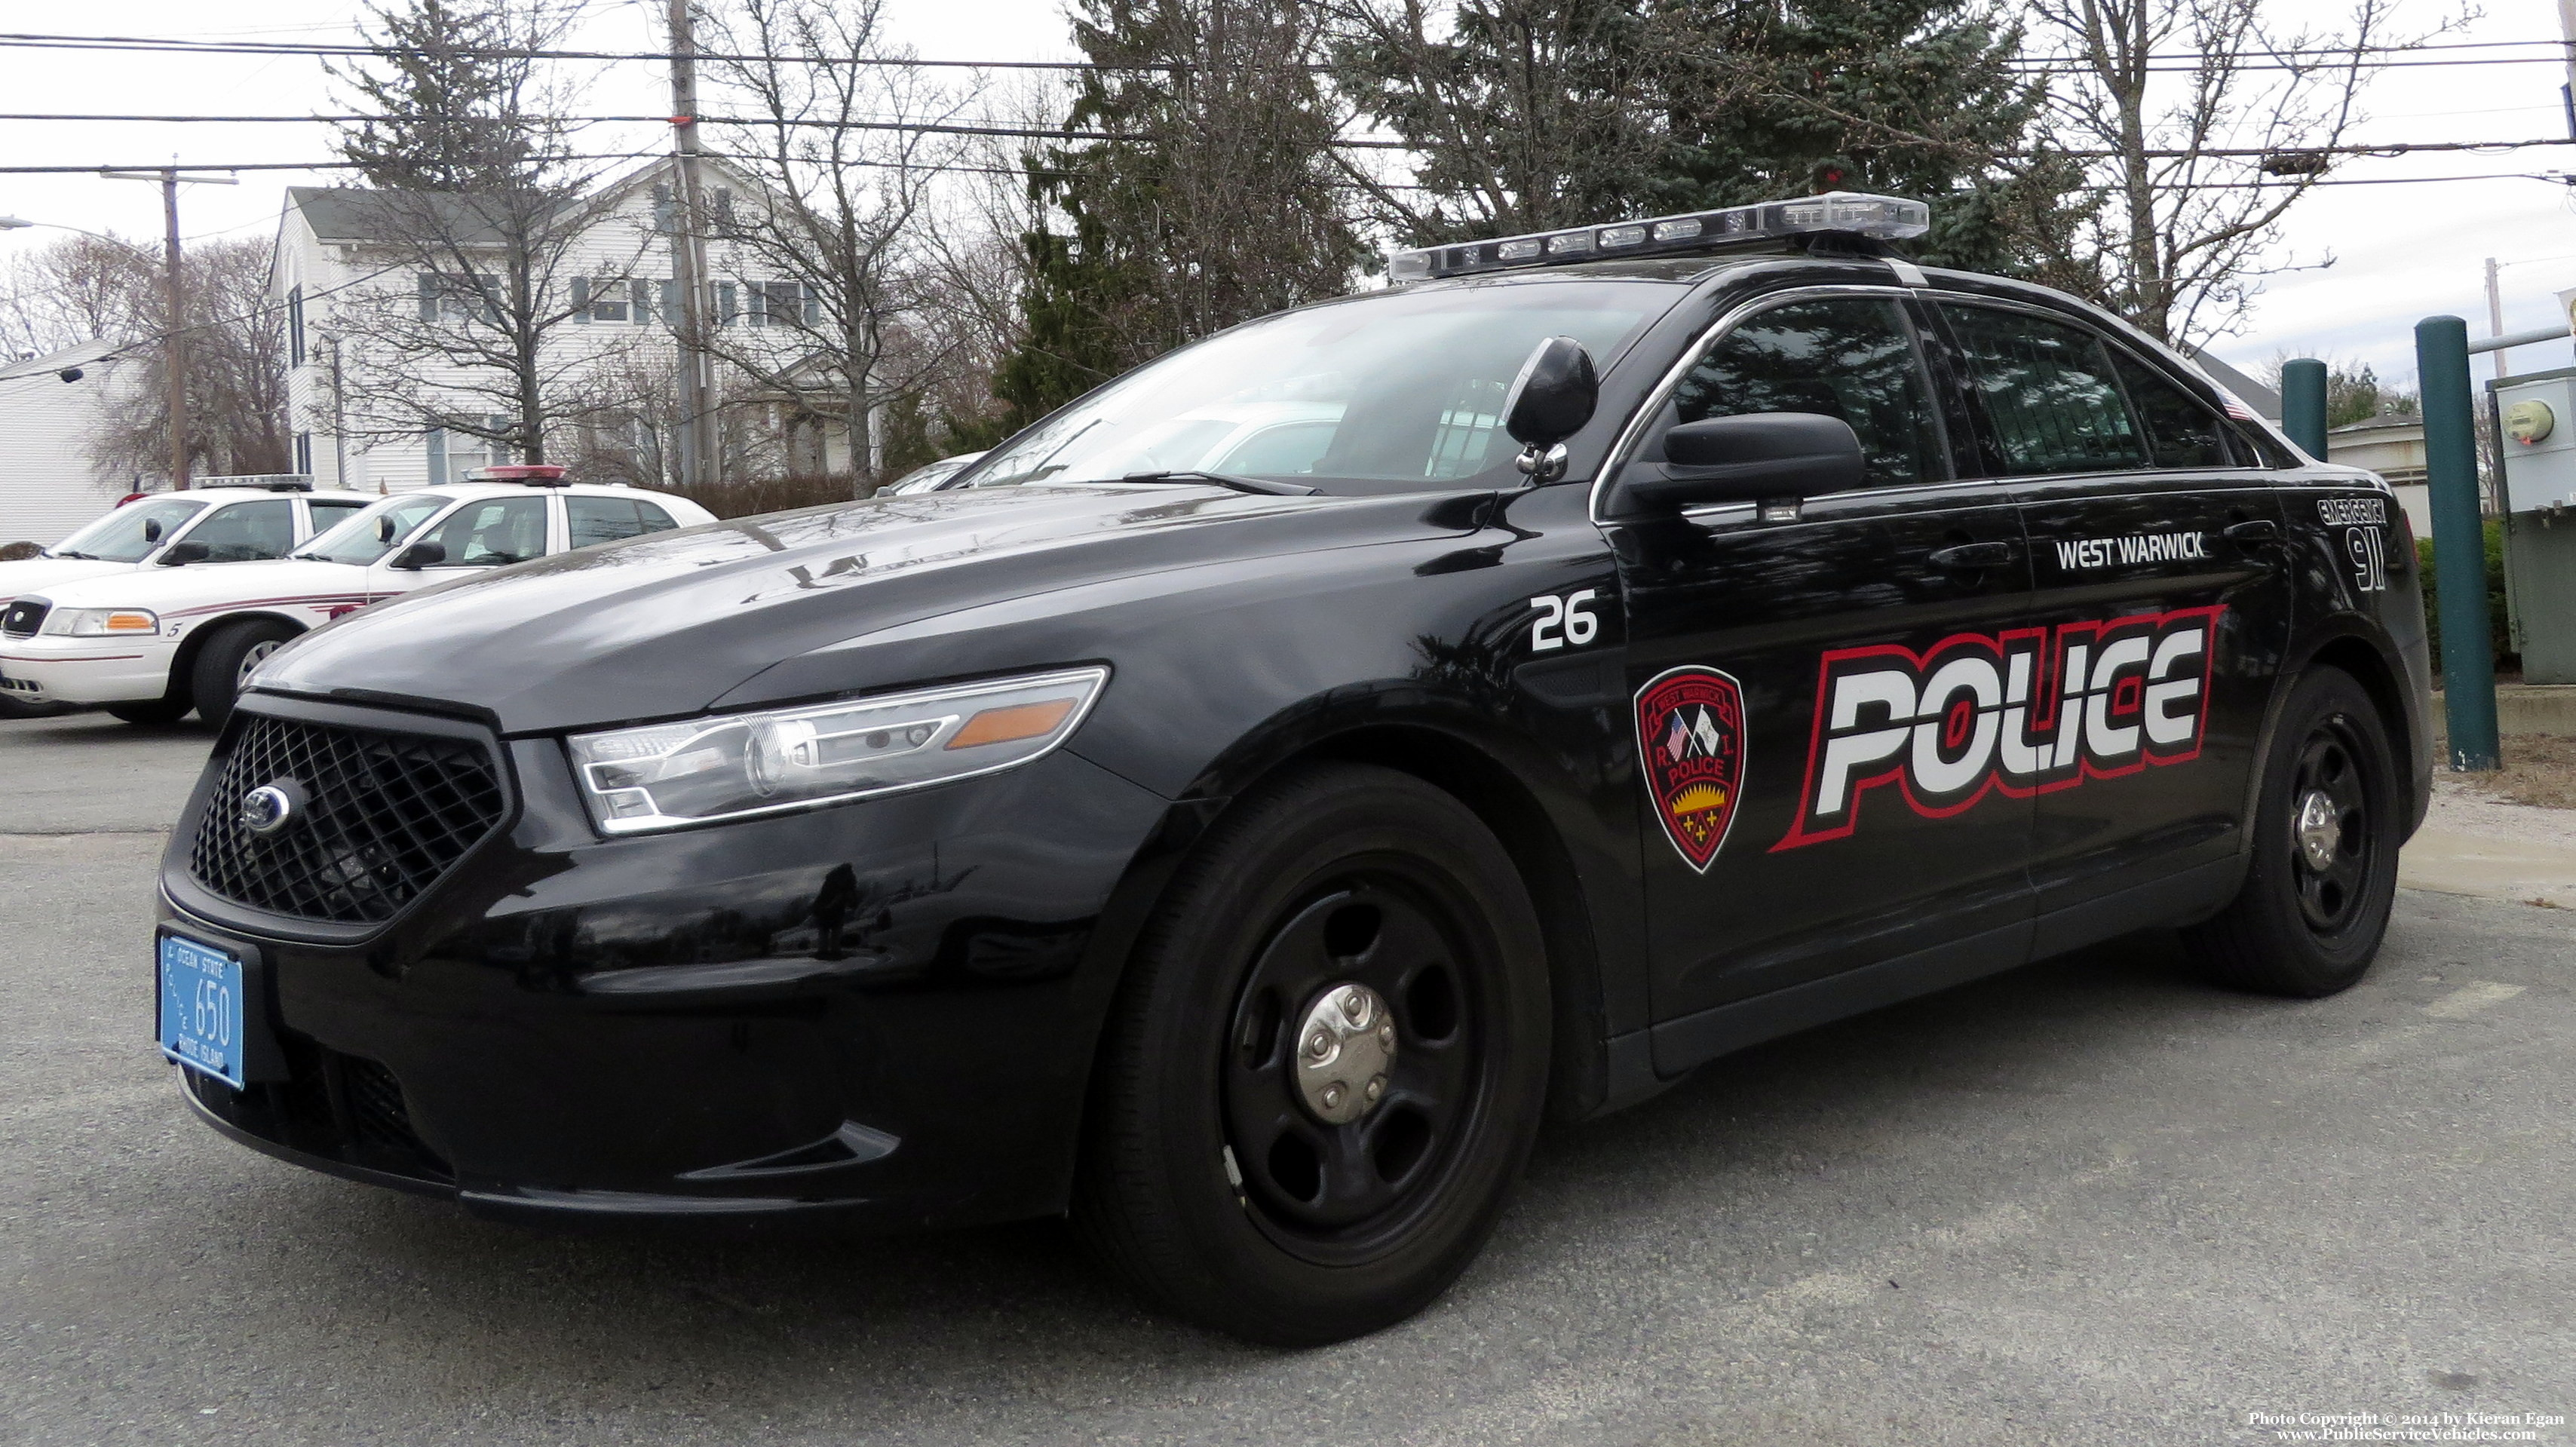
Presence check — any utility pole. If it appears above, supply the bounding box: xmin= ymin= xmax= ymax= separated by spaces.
xmin=2487 ymin=257 xmax=2512 ymax=382
xmin=102 ymin=167 xmax=235 ymax=490
xmin=667 ymin=0 xmax=716 ymax=490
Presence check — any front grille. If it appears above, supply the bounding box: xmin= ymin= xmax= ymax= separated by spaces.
xmin=2 ymin=599 xmax=47 ymax=638
xmin=189 ymin=713 xmax=506 ymax=924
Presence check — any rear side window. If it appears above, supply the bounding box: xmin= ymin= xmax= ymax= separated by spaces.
xmin=1667 ymin=296 xmax=1946 ymax=488
xmin=567 ymin=496 xmax=646 ymax=547
xmin=2108 ymin=351 xmax=2236 ymax=468
xmin=1939 ymin=304 xmax=2147 ymax=476
xmin=306 ymin=498 xmax=370 ymax=534
xmin=186 ymin=499 xmax=297 ymax=562
xmin=633 ymin=501 xmax=677 ymax=532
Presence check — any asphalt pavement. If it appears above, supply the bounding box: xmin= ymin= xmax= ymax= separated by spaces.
xmin=3 ymin=710 xmax=2571 ymax=1447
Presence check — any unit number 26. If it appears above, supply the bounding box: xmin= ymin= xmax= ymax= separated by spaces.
xmin=1529 ymin=590 xmax=1602 ymax=651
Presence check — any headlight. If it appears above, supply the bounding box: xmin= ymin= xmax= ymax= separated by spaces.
xmin=566 ymin=666 xmax=1110 ymax=835
xmin=41 ymin=607 xmax=160 ymax=637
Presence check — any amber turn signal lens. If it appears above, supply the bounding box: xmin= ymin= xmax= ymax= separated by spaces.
xmin=104 ymin=612 xmax=157 ymax=633
xmin=946 ymin=697 xmax=1078 ymax=750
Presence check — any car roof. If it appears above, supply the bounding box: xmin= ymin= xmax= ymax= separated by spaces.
xmin=152 ymin=486 xmax=376 ymax=502
xmin=401 ymin=483 xmax=690 ymax=503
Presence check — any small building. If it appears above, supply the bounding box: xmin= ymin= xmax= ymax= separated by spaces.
xmin=0 ymin=340 xmax=142 ymax=547
xmin=2326 ymin=416 xmax=2431 ymax=535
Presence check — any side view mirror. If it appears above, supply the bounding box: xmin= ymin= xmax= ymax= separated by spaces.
xmin=143 ymin=518 xmax=165 ymax=544
xmin=156 ymin=541 xmax=213 ymax=566
xmin=1500 ymin=336 xmax=1597 ymax=484
xmin=389 ymin=541 xmax=446 ymax=570
xmin=376 ymin=516 xmax=399 ymax=544
xmin=1618 ymin=412 xmax=1866 ymax=511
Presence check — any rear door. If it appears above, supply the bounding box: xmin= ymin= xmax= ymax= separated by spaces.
xmin=1603 ymin=289 xmax=2041 ymax=1030
xmin=1930 ymin=300 xmax=2292 ymax=940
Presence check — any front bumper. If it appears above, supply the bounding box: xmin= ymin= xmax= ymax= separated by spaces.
xmin=2 ymin=633 xmax=176 ymax=704
xmin=161 ymin=691 xmax=1181 ymax=1230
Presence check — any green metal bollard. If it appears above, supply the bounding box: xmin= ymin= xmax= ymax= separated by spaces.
xmin=2415 ymin=315 xmax=2500 ymax=771
xmin=2280 ymin=357 xmax=2329 ymax=458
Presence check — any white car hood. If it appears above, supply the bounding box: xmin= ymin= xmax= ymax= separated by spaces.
xmin=0 ymin=556 xmax=128 ymax=602
xmin=24 ymin=556 xmax=376 ymax=614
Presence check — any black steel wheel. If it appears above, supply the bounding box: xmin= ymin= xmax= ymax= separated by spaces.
xmin=1075 ymin=762 xmax=1549 ymax=1345
xmin=2184 ymin=666 xmax=2402 ymax=997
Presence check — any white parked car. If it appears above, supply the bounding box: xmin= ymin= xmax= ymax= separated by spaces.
xmin=0 ymin=468 xmax=714 ymax=727
xmin=0 ymin=484 xmax=377 ymax=718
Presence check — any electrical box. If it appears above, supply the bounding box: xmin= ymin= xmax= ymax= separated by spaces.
xmin=2492 ymin=372 xmax=2576 ymax=513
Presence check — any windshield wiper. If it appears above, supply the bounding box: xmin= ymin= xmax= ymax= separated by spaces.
xmin=1117 ymin=470 xmax=1319 ymax=498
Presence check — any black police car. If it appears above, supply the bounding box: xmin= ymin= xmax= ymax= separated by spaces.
xmin=155 ymin=192 xmax=2428 ymax=1345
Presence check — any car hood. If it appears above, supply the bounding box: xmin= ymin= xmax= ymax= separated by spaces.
xmin=25 ymin=556 xmax=373 ymax=613
xmin=0 ymin=556 xmax=128 ymax=601
xmin=259 ymin=483 xmax=1480 ymax=734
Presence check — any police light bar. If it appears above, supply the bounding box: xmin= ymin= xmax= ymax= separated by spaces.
xmin=471 ymin=464 xmax=571 ymax=487
xmin=1386 ymin=192 xmax=1930 ymax=284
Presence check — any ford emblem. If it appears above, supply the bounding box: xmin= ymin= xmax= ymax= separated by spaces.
xmin=240 ymin=780 xmax=305 ymax=838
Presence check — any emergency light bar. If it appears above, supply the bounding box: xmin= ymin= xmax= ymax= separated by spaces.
xmin=1386 ymin=191 xmax=1930 ymax=284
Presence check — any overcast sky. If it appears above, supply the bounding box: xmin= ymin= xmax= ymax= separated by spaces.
xmin=1 ymin=0 xmax=2568 ymax=393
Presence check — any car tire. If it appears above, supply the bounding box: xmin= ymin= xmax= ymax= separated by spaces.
xmin=2182 ymin=666 xmax=2402 ymax=998
xmin=189 ymin=619 xmax=299 ymax=731
xmin=104 ymin=695 xmax=191 ymax=725
xmin=1072 ymin=762 xmax=1551 ymax=1346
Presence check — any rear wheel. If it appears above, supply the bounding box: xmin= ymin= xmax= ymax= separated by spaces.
xmin=2183 ymin=666 xmax=2401 ymax=997
xmin=1073 ymin=763 xmax=1550 ymax=1345
xmin=189 ymin=619 xmax=298 ymax=730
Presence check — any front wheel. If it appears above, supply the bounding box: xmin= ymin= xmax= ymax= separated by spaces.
xmin=2183 ymin=666 xmax=2403 ymax=997
xmin=189 ymin=619 xmax=299 ymax=731
xmin=1073 ymin=763 xmax=1550 ymax=1345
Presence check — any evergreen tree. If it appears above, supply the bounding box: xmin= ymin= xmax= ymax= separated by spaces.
xmin=988 ymin=0 xmax=1364 ymax=425
xmin=1646 ymin=0 xmax=2081 ymax=277
xmin=332 ymin=0 xmax=560 ymax=190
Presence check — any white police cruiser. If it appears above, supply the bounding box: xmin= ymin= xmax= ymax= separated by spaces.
xmin=3 ymin=466 xmax=713 ymax=726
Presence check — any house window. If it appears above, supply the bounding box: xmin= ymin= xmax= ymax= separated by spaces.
xmin=426 ymin=416 xmax=517 ymax=484
xmin=293 ymin=431 xmax=312 ymax=475
xmin=572 ymin=277 xmax=628 ymax=323
xmin=710 ymin=187 xmax=736 ymax=232
xmin=747 ymin=281 xmax=816 ymax=329
xmin=418 ymin=272 xmax=498 ymax=323
xmin=288 ymin=285 xmax=305 ymax=366
xmin=651 ymin=182 xmax=675 ymax=234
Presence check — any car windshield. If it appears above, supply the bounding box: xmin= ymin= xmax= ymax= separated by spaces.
xmin=48 ymin=498 xmax=207 ymax=562
xmin=958 ymin=281 xmax=1674 ymax=495
xmin=297 ymin=493 xmax=453 ymax=565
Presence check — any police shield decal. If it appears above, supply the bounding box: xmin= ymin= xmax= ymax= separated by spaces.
xmin=1634 ymin=666 xmax=1748 ymax=872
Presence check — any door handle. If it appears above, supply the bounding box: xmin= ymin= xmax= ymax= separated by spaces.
xmin=2224 ymin=519 xmax=2281 ymax=544
xmin=1930 ymin=541 xmax=2016 ymax=572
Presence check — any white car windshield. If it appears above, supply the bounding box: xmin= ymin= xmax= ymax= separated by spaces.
xmin=958 ymin=281 xmax=1670 ymax=496
xmin=48 ymin=498 xmax=207 ymax=563
xmin=298 ymin=493 xmax=453 ymax=565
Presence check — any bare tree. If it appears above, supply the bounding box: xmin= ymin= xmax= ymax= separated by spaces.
xmin=317 ymin=0 xmax=652 ymax=466
xmin=2027 ymin=0 xmax=2463 ymax=347
xmin=696 ymin=0 xmax=974 ymax=492
xmin=0 ymin=234 xmax=157 ymax=360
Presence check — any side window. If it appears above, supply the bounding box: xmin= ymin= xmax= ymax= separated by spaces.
xmin=306 ymin=499 xmax=369 ymax=535
xmin=566 ymin=496 xmax=646 ymax=547
xmin=184 ymin=500 xmax=297 ymax=562
xmin=418 ymin=496 xmax=548 ymax=566
xmin=631 ymin=501 xmax=678 ymax=533
xmin=1938 ymin=304 xmax=2148 ymax=476
xmin=1667 ymin=296 xmax=1946 ymax=488
xmin=2108 ymin=351 xmax=2236 ymax=468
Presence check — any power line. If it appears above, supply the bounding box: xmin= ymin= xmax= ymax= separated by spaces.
xmin=0 ymin=111 xmax=1415 ymax=147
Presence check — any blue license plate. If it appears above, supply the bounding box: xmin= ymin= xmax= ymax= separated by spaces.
xmin=158 ymin=934 xmax=246 ymax=1088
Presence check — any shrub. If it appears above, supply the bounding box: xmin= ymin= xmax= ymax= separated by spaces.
xmin=2417 ymin=520 xmax=2517 ymax=675
xmin=662 ymin=473 xmax=861 ymax=521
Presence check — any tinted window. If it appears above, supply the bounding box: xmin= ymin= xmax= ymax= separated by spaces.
xmin=50 ymin=498 xmax=207 ymax=563
xmin=632 ymin=501 xmax=676 ymax=532
xmin=302 ymin=494 xmax=451 ymax=565
xmin=184 ymin=499 xmax=296 ymax=563
xmin=1940 ymin=304 xmax=2147 ymax=476
xmin=307 ymin=498 xmax=370 ymax=534
xmin=418 ymin=496 xmax=548 ymax=566
xmin=2109 ymin=352 xmax=2235 ymax=468
xmin=1667 ymin=296 xmax=1945 ymax=487
xmin=566 ymin=496 xmax=646 ymax=547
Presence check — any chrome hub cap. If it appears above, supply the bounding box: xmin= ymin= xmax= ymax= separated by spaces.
xmin=237 ymin=639 xmax=284 ymax=687
xmin=2295 ymin=788 xmax=2342 ymax=872
xmin=1294 ymin=983 xmax=1397 ymax=1126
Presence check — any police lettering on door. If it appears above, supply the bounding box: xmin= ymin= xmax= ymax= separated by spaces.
xmin=1777 ymin=605 xmax=2225 ymax=850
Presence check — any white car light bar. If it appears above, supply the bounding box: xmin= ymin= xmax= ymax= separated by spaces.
xmin=1386 ymin=191 xmax=1931 ymax=284
xmin=566 ymin=667 xmax=1110 ymax=835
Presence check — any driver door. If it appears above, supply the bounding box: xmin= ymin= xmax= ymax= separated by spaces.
xmin=1600 ymin=290 xmax=2041 ymax=1053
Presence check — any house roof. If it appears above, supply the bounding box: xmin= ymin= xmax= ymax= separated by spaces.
xmin=0 ymin=338 xmax=124 ymax=382
xmin=285 ymin=185 xmax=555 ymax=244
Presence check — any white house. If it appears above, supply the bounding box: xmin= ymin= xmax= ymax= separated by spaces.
xmin=0 ymin=339 xmax=144 ymax=547
xmin=271 ymin=156 xmax=844 ymax=495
